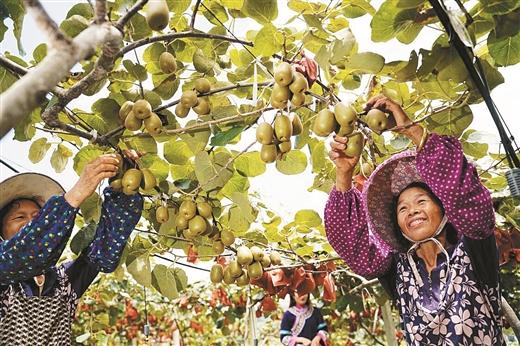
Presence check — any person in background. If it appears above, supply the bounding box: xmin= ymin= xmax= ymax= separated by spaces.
xmin=280 ymin=291 xmax=329 ymax=346
xmin=325 ymin=94 xmax=504 ymax=345
xmin=0 ymin=153 xmax=143 ymax=345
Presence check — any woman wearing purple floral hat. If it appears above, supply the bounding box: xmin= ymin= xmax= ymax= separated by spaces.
xmin=325 ymin=94 xmax=505 ymax=345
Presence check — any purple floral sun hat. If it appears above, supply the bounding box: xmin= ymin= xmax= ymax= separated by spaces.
xmin=361 ymin=150 xmax=423 ymax=252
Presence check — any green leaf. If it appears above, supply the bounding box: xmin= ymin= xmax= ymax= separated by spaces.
xmin=80 ymin=192 xmax=102 ymax=223
xmin=152 ymin=264 xmax=179 ymax=299
xmin=347 ymin=52 xmax=385 ymax=74
xmin=73 ymin=145 xmax=105 ymax=175
xmin=173 ymin=268 xmax=188 ymax=292
xmin=275 ymin=150 xmax=308 ymax=175
xmin=166 ymin=0 xmax=191 ymax=13
xmin=50 ymin=144 xmax=73 ymax=173
xmin=426 ymin=105 xmax=473 ymax=137
xmin=128 ymin=12 xmax=152 ymax=40
xmin=70 ymin=223 xmax=97 ymax=255
xmin=32 ymin=43 xmax=47 ymax=63
xmin=66 ymin=3 xmax=94 ymax=19
xmin=219 ymin=172 xmax=250 ymax=198
xmin=330 ymin=29 xmax=357 ymax=65
xmin=242 ymin=0 xmax=278 ymax=24
xmin=210 ymin=126 xmax=244 ymax=146
xmin=127 ymin=254 xmax=152 ymax=287
xmin=194 ymin=151 xmax=234 ymax=192
xmin=127 ymin=136 xmax=158 ymax=154
xmin=488 ymin=29 xmax=520 ymax=66
xmin=178 ymin=120 xmax=210 ymax=154
xmin=308 ymin=140 xmax=326 ymax=173
xmin=140 ymin=154 xmax=170 ymax=182
xmin=28 ymin=137 xmax=51 ymax=163
xmin=371 ymin=0 xmax=423 ymax=43
xmin=480 ymin=0 xmax=520 ymax=15
xmin=253 ymin=23 xmax=282 ymax=57
xmin=342 ymin=0 xmax=375 ymax=18
xmin=0 ymin=65 xmax=18 ymax=93
xmin=2 ymin=0 xmax=26 ymax=53
xmin=234 ymin=151 xmax=266 ymax=177
xmin=201 ymin=0 xmax=229 ymax=25
xmin=123 ymin=60 xmax=148 ymax=82
xmin=294 ymin=210 xmax=322 ymax=227
xmin=60 ymin=15 xmax=89 ymax=37
xmin=164 ymin=139 xmax=193 ymax=164
xmin=462 ymin=141 xmax=488 ymax=159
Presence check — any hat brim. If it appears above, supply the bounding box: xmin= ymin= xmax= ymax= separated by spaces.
xmin=0 ymin=173 xmax=65 ymax=211
xmin=361 ymin=151 xmax=423 ymax=252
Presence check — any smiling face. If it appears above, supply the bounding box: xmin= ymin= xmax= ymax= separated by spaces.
xmin=0 ymin=199 xmax=41 ymax=240
xmin=396 ymin=186 xmax=443 ymax=242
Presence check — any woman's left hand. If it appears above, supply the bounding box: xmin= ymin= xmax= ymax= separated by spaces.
xmin=64 ymin=154 xmax=121 ymax=208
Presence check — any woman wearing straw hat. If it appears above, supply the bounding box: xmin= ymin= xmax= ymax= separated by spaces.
xmin=325 ymin=95 xmax=504 ymax=345
xmin=0 ymin=153 xmax=143 ymax=345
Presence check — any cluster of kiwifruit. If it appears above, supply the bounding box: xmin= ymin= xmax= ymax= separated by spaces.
xmin=175 ymin=78 xmax=212 ymax=118
xmin=270 ymin=62 xmax=309 ymax=109
xmin=145 ymin=0 xmax=169 ymax=31
xmin=172 ymin=199 xmax=215 ymax=239
xmin=119 ymin=99 xmax=163 ymax=135
xmin=110 ymin=167 xmax=157 ymax=195
xmin=210 ymin=247 xmax=282 ymax=286
xmin=256 ymin=112 xmax=303 ymax=163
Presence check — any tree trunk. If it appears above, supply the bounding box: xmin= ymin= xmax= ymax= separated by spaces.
xmin=0 ymin=24 xmax=121 ymax=138
xmin=502 ymin=296 xmax=520 ymax=340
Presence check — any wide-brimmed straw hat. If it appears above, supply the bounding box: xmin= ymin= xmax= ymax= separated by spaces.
xmin=0 ymin=173 xmax=65 ymax=211
xmin=361 ymin=150 xmax=423 ymax=252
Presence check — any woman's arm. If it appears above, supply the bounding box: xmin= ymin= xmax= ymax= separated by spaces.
xmin=280 ymin=311 xmax=297 ymax=345
xmin=312 ymin=309 xmax=329 ymax=345
xmin=325 ymin=187 xmax=393 ymax=279
xmin=0 ymin=195 xmax=78 ymax=285
xmin=83 ymin=187 xmax=143 ymax=273
xmin=415 ymin=134 xmax=495 ymax=239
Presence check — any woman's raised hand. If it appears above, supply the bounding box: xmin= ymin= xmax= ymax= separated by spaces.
xmin=64 ymin=154 xmax=121 ymax=208
xmin=329 ymin=135 xmax=361 ymax=192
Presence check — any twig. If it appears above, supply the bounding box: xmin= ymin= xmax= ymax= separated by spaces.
xmin=116 ymin=0 xmax=148 ymax=31
xmin=190 ymin=0 xmax=202 ymax=29
xmin=95 ymin=0 xmax=107 ymax=24
xmin=23 ymin=0 xmax=72 ymax=47
xmin=117 ymin=31 xmax=253 ymax=58
xmin=153 ymin=254 xmax=211 ymax=272
xmin=0 ymin=55 xmax=28 ymax=75
xmin=155 ymin=81 xmax=272 ymax=112
xmin=348 ymin=278 xmax=379 ymax=294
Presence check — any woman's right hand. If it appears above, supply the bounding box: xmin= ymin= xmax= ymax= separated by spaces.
xmin=64 ymin=154 xmax=120 ymax=208
xmin=329 ymin=135 xmax=360 ymax=192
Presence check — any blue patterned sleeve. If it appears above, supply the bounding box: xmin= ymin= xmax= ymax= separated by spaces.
xmin=84 ymin=187 xmax=143 ymax=273
xmin=0 ymin=196 xmax=78 ymax=285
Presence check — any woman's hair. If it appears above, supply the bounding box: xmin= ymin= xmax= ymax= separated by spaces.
xmin=391 ymin=182 xmax=458 ymax=249
xmin=289 ymin=292 xmax=311 ymax=307
xmin=0 ymin=198 xmax=41 ymax=240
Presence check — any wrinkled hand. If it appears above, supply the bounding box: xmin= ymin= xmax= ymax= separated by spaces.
xmin=365 ymin=94 xmax=412 ymax=133
xmin=64 ymin=154 xmax=120 ymax=208
xmin=328 ymin=135 xmax=361 ymax=174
